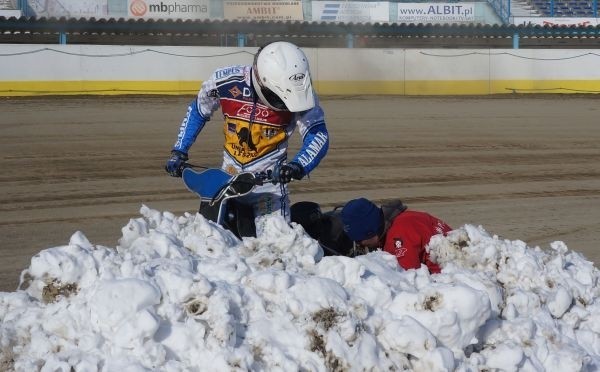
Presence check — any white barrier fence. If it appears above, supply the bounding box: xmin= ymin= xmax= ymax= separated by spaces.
xmin=1 ymin=45 xmax=600 ymax=96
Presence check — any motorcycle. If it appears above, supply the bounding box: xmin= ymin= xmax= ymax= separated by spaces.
xmin=181 ymin=166 xmax=357 ymax=257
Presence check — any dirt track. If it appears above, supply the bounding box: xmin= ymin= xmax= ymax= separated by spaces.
xmin=1 ymin=95 xmax=599 ymax=292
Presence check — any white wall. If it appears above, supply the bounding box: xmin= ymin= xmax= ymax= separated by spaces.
xmin=1 ymin=45 xmax=600 ymax=95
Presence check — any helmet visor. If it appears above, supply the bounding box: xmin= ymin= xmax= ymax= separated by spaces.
xmin=258 ymin=85 xmax=288 ymax=111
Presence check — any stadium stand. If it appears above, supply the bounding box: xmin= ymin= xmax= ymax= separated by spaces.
xmin=0 ymin=0 xmax=20 ymax=17
xmin=511 ymin=0 xmax=541 ymax=16
xmin=530 ymin=0 xmax=598 ymax=16
xmin=0 ymin=0 xmax=15 ymax=8
xmin=1 ymin=16 xmax=599 ymax=48
xmin=0 ymin=0 xmax=599 ymax=48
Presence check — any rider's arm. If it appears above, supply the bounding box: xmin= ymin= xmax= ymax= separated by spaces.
xmin=173 ymin=99 xmax=206 ymax=154
xmin=172 ymin=76 xmax=221 ymax=154
xmin=292 ymin=96 xmax=330 ymax=174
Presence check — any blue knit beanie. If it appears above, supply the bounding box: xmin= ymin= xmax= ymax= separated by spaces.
xmin=341 ymin=198 xmax=382 ymax=242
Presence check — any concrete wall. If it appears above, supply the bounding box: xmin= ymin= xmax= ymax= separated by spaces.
xmin=1 ymin=44 xmax=600 ymax=96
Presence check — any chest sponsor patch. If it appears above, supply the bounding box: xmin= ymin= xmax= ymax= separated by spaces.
xmin=227 ymin=122 xmax=236 ymax=133
xmin=221 ymin=99 xmax=291 ymax=126
xmin=394 ymin=238 xmax=407 ymax=258
xmin=229 ymin=86 xmax=242 ymax=98
xmin=223 ymin=117 xmax=286 ymax=165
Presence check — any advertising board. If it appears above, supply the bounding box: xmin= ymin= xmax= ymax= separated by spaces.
xmin=397 ymin=3 xmax=476 ymax=23
xmin=312 ymin=1 xmax=390 ymax=23
xmin=223 ymin=1 xmax=304 ymax=21
xmin=127 ymin=0 xmax=210 ymax=19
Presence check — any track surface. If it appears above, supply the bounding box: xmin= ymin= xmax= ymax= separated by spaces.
xmin=1 ymin=95 xmax=599 ymax=291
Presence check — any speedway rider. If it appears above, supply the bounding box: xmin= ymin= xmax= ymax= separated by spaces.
xmin=165 ymin=41 xmax=329 ymax=226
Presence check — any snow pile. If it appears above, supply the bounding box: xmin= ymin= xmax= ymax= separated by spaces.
xmin=1 ymin=205 xmax=599 ymax=371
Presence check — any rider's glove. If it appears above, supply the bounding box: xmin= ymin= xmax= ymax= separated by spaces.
xmin=273 ymin=162 xmax=305 ymax=184
xmin=165 ymin=150 xmax=188 ymax=177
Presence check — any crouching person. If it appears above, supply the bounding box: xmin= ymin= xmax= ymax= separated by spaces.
xmin=341 ymin=198 xmax=451 ymax=274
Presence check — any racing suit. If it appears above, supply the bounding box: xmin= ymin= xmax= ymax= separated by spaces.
xmin=172 ymin=65 xmax=329 ymax=221
xmin=381 ymin=201 xmax=451 ymax=274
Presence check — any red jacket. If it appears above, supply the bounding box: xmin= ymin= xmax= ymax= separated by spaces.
xmin=380 ymin=202 xmax=451 ymax=274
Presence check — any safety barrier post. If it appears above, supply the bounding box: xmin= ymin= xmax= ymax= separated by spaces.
xmin=237 ymin=33 xmax=246 ymax=47
xmin=59 ymin=32 xmax=67 ymax=44
xmin=19 ymin=0 xmax=27 ymax=16
xmin=513 ymin=33 xmax=519 ymax=48
xmin=346 ymin=33 xmax=354 ymax=48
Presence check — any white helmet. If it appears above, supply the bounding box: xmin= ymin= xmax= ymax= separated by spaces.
xmin=251 ymin=41 xmax=315 ymax=112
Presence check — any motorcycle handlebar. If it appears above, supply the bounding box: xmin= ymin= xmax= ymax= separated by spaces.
xmin=253 ymin=170 xmax=275 ymax=185
xmin=180 ymin=162 xmax=276 ymax=185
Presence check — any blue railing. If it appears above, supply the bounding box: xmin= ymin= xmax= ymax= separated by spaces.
xmin=488 ymin=0 xmax=511 ymax=23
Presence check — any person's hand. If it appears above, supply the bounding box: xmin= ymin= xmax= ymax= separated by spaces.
xmin=165 ymin=150 xmax=188 ymax=177
xmin=273 ymin=162 xmax=304 ymax=184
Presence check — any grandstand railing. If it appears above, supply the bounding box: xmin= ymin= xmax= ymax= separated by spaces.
xmin=489 ymin=0 xmax=511 ymax=23
xmin=1 ymin=16 xmax=600 ymax=46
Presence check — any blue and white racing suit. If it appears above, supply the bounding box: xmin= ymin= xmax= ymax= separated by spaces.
xmin=172 ymin=64 xmax=329 ymax=223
